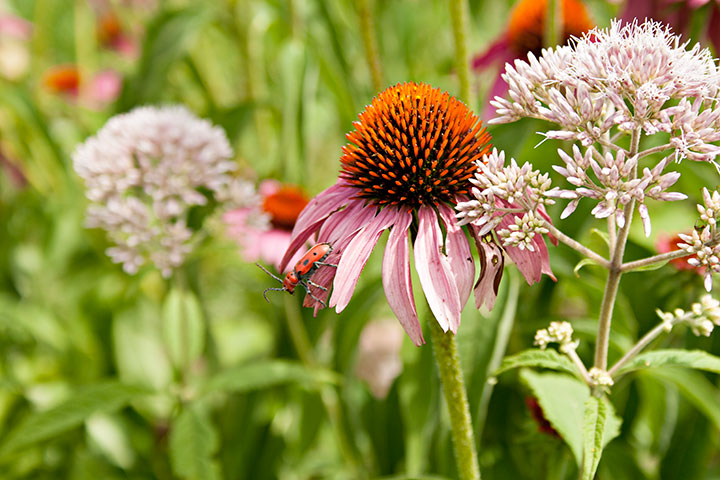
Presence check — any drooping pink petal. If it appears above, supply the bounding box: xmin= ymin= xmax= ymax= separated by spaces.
xmin=439 ymin=202 xmax=474 ymax=307
xmin=279 ymin=182 xmax=352 ymax=271
xmin=469 ymin=224 xmax=504 ymax=311
xmin=331 ymin=207 xmax=398 ymax=312
xmin=383 ymin=209 xmax=423 ymax=345
xmin=414 ymin=205 xmax=462 ymax=333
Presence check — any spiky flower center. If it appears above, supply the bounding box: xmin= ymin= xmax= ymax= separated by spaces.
xmin=340 ymin=82 xmax=491 ymax=208
xmin=507 ymin=0 xmax=593 ymax=56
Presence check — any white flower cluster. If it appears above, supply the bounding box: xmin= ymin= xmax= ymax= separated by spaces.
xmin=456 ymin=149 xmax=554 ymax=250
xmin=534 ymin=321 xmax=578 ymax=353
xmin=588 ymin=367 xmax=614 ymax=387
xmin=73 ymin=106 xmax=238 ymax=277
xmin=656 ymin=294 xmax=720 ymax=336
xmin=547 ymin=145 xmax=686 ymax=235
xmin=492 ymin=20 xmax=720 ymax=163
xmin=677 ymin=188 xmax=720 ymax=290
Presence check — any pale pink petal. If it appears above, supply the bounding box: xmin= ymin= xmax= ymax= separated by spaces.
xmin=414 ymin=205 xmax=462 ymax=333
xmin=471 ymin=35 xmax=511 ymax=71
xmin=496 ymin=205 xmax=554 ymax=285
xmin=439 ymin=202 xmax=474 ymax=307
xmin=0 ymin=16 xmax=32 ymax=40
xmin=469 ymin=224 xmax=505 ymax=311
xmin=89 ymin=70 xmax=122 ymax=105
xmin=279 ymin=182 xmax=353 ymax=271
xmin=382 ymin=209 xmax=423 ymax=345
xmin=331 ymin=207 xmax=398 ymax=312
xmin=259 ymin=179 xmax=281 ymax=197
xmin=318 ymin=199 xmax=376 ymax=245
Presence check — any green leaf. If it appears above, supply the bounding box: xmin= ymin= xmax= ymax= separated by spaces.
xmin=520 ymin=370 xmax=616 ymax=470
xmin=646 ymin=368 xmax=720 ymax=430
xmin=590 ymin=228 xmax=610 ymax=247
xmin=521 ymin=370 xmax=589 ymax=465
xmin=617 ymin=349 xmax=720 ymax=376
xmin=574 ymin=258 xmax=601 ymax=277
xmin=495 ymin=349 xmax=579 ymax=378
xmin=118 ymin=6 xmax=212 ymax=108
xmin=200 ymin=360 xmax=339 ymax=395
xmin=169 ymin=405 xmax=221 ymax=480
xmin=162 ymin=286 xmax=206 ymax=371
xmin=582 ymin=396 xmax=621 ymax=480
xmin=0 ymin=382 xmax=147 ymax=458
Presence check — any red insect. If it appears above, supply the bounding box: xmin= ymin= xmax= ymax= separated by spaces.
xmin=257 ymin=243 xmax=337 ymax=307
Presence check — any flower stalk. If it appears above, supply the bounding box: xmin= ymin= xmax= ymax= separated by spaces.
xmin=357 ymin=0 xmax=383 ymax=92
xmin=449 ymin=0 xmax=473 ymax=106
xmin=430 ymin=318 xmax=481 ymax=480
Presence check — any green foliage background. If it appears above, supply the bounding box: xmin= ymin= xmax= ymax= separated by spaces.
xmin=1 ymin=0 xmax=720 ymax=478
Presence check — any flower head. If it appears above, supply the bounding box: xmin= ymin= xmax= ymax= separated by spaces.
xmin=472 ymin=0 xmax=594 ymax=118
xmin=279 ymin=83 xmax=492 ymax=345
xmin=43 ymin=65 xmax=122 ymax=108
xmin=224 ymin=180 xmax=309 ymax=269
xmin=73 ymin=106 xmax=235 ymax=277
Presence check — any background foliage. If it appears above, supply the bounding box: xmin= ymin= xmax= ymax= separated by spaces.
xmin=1 ymin=0 xmax=720 ymax=478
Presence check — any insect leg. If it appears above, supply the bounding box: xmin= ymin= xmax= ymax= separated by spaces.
xmin=306 ymin=280 xmax=327 ymax=291
xmin=314 ymin=262 xmax=338 ymax=268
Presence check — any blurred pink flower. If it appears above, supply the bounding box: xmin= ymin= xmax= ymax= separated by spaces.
xmin=42 ymin=65 xmax=122 ymax=108
xmin=224 ymin=180 xmax=309 ymax=270
xmin=97 ymin=12 xmax=138 ymax=58
xmin=656 ymin=232 xmax=701 ymax=272
xmin=355 ymin=319 xmax=404 ymax=398
xmin=472 ymin=0 xmax=594 ymax=118
xmin=279 ymin=83 xmax=494 ymax=346
xmin=0 ymin=14 xmax=31 ymax=80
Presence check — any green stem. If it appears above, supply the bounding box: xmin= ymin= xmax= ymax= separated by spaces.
xmin=544 ymin=0 xmax=560 ymax=48
xmin=357 ymin=0 xmax=383 ymax=92
xmin=282 ymin=296 xmax=363 ymax=474
xmin=429 ymin=318 xmax=480 ymax=480
xmin=449 ymin=0 xmax=474 ymax=106
xmin=593 ymin=128 xmax=641 ymax=377
xmin=475 ymin=268 xmax=519 ymax=438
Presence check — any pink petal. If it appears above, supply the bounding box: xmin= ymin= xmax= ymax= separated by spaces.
xmin=497 ymin=209 xmax=554 ymax=285
xmin=414 ymin=205 xmax=462 ymax=333
xmin=259 ymin=179 xmax=281 ymax=197
xmin=383 ymin=209 xmax=423 ymax=345
xmin=318 ymin=199 xmax=376 ymax=245
xmin=469 ymin=224 xmax=505 ymax=311
xmin=471 ymin=35 xmax=511 ymax=71
xmin=439 ymin=202 xmax=474 ymax=307
xmin=331 ymin=207 xmax=397 ymax=312
xmin=279 ymin=182 xmax=352 ymax=271
xmin=89 ymin=69 xmax=122 ymax=105
xmin=0 ymin=15 xmax=32 ymax=40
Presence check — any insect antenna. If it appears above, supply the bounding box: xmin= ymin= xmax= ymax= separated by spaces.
xmin=263 ymin=287 xmax=287 ymax=303
xmin=256 ymin=263 xmax=284 ymax=283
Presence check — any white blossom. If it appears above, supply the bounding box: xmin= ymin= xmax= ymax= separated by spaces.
xmin=73 ymin=105 xmax=240 ymax=277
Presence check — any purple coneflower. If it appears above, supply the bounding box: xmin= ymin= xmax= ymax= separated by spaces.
xmin=279 ymin=82 xmax=497 ymax=345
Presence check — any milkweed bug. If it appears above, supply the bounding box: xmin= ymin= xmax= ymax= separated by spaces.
xmin=257 ymin=243 xmax=337 ymax=307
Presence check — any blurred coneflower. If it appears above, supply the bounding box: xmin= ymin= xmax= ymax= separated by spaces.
xmin=42 ymin=65 xmax=122 ymax=108
xmin=656 ymin=232 xmax=701 ymax=271
xmin=224 ymin=180 xmax=309 ymax=270
xmin=97 ymin=12 xmax=137 ymax=57
xmin=472 ymin=0 xmax=594 ymax=117
xmin=279 ymin=82 xmax=493 ymax=345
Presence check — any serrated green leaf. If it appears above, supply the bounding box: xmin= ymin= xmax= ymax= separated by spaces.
xmin=162 ymin=287 xmax=205 ymax=371
xmin=521 ymin=370 xmax=589 ymax=465
xmin=0 ymin=382 xmax=148 ymax=458
xmin=582 ymin=396 xmax=621 ymax=480
xmin=169 ymin=405 xmax=220 ymax=480
xmin=200 ymin=360 xmax=339 ymax=395
xmin=646 ymin=368 xmax=720 ymax=430
xmin=495 ymin=349 xmax=579 ymax=378
xmin=574 ymin=258 xmax=600 ymax=277
xmin=617 ymin=349 xmax=720 ymax=376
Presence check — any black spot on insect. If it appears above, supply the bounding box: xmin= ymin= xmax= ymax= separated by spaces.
xmin=313 ymin=252 xmax=318 ymax=256
xmin=303 ymin=259 xmax=309 ymax=265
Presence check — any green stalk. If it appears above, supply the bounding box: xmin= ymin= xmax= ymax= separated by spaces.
xmin=282 ymin=296 xmax=363 ymax=474
xmin=449 ymin=0 xmax=474 ymax=106
xmin=430 ymin=318 xmax=480 ymax=480
xmin=358 ymin=0 xmax=384 ymax=92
